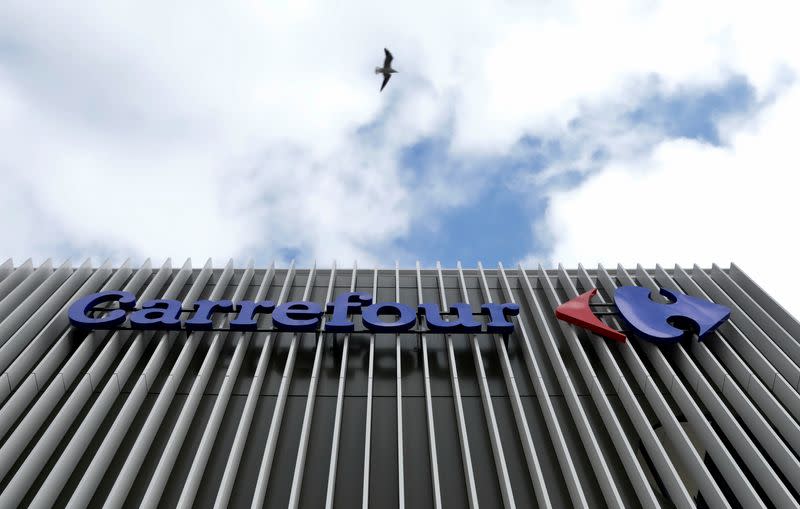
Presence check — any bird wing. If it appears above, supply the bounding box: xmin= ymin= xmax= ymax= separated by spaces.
xmin=383 ymin=48 xmax=393 ymax=67
xmin=380 ymin=73 xmax=392 ymax=91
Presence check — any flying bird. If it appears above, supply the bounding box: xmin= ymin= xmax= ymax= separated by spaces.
xmin=375 ymin=48 xmax=397 ymax=92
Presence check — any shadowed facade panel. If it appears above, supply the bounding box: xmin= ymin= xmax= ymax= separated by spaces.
xmin=0 ymin=260 xmax=798 ymax=508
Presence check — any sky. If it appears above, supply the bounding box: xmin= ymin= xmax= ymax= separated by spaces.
xmin=1 ymin=1 xmax=799 ymax=316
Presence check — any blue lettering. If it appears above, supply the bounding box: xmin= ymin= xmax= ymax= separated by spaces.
xmin=68 ymin=291 xmax=519 ymax=335
xmin=129 ymin=299 xmax=183 ymax=330
xmin=326 ymin=292 xmax=373 ymax=332
xmin=481 ymin=303 xmax=520 ymax=334
xmin=69 ymin=291 xmax=137 ymax=330
xmin=185 ymin=300 xmax=234 ymax=330
xmin=273 ymin=301 xmax=323 ymax=332
xmin=362 ymin=302 xmax=416 ymax=333
xmin=229 ymin=300 xmax=276 ymax=331
xmin=418 ymin=303 xmax=481 ymax=333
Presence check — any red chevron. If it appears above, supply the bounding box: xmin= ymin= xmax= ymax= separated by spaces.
xmin=555 ymin=289 xmax=626 ymax=343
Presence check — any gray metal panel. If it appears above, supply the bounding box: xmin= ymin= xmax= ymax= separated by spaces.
xmin=324 ymin=263 xmax=357 ymax=509
xmin=415 ymin=261 xmax=443 ymax=509
xmin=0 ymin=259 xmax=34 ymax=303
xmin=518 ymin=266 xmax=626 ymax=508
xmin=569 ymin=264 xmax=693 ymax=507
xmin=629 ymin=265 xmax=789 ymax=508
xmin=0 ymin=259 xmax=13 ymax=284
xmin=455 ymin=262 xmax=516 ymax=509
xmin=729 ymin=263 xmax=800 ymax=339
xmin=477 ymin=262 xmax=551 ymax=509
xmin=0 ymin=259 xmax=174 ymax=506
xmin=497 ymin=263 xmax=590 ymax=508
xmin=395 ymin=262 xmax=406 ymax=509
xmin=176 ymin=262 xmax=276 ymax=508
xmin=214 ymin=261 xmax=297 ymax=508
xmin=434 ymin=261 xmax=480 ymax=509
xmin=0 ymin=260 xmax=797 ymax=508
xmin=287 ymin=261 xmax=336 ymax=509
xmin=36 ymin=259 xmax=206 ymax=508
xmin=0 ymin=259 xmax=53 ymax=325
xmin=607 ymin=265 xmax=761 ymax=507
xmin=250 ymin=263 xmax=317 ymax=509
xmin=595 ymin=265 xmax=732 ymax=508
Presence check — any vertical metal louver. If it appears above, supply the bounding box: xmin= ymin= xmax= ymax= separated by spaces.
xmin=0 ymin=258 xmax=798 ymax=508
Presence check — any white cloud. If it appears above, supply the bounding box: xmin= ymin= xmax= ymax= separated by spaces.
xmin=0 ymin=0 xmax=798 ymax=320
xmin=535 ymin=82 xmax=800 ymax=316
xmin=524 ymin=2 xmax=800 ymax=316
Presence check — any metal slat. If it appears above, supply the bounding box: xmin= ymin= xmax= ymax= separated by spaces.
xmin=415 ymin=262 xmax=443 ymax=509
xmin=455 ymin=262 xmax=516 ymax=508
xmin=691 ymin=342 xmax=800 ymax=494
xmin=653 ymin=265 xmax=800 ymax=496
xmin=613 ymin=265 xmax=766 ymax=508
xmin=0 ymin=260 xmax=146 ymax=481
xmin=176 ymin=262 xmax=276 ymax=508
xmin=395 ymin=262 xmax=405 ymax=509
xmin=638 ymin=266 xmax=796 ymax=507
xmin=324 ymin=263 xmax=357 ymax=509
xmin=50 ymin=259 xmax=217 ymax=509
xmin=0 ymin=259 xmax=34 ymax=302
xmin=0 ymin=259 xmax=12 ymax=283
xmin=712 ymin=264 xmax=800 ymax=413
xmin=729 ymin=263 xmax=800 ymax=341
xmin=2 ymin=261 xmax=799 ymax=506
xmin=362 ymin=267 xmax=378 ymax=509
xmin=595 ymin=265 xmax=735 ymax=508
xmin=0 ymin=259 xmax=92 ymax=384
xmin=0 ymin=260 xmax=71 ymax=350
xmin=702 ymin=325 xmax=800 ymax=450
xmin=711 ymin=265 xmax=800 ymax=361
xmin=287 ymin=262 xmax=337 ymax=509
xmin=496 ymin=264 xmax=589 ymax=508
xmin=0 ymin=259 xmax=53 ymax=324
xmin=432 ymin=262 xmax=479 ymax=509
xmin=28 ymin=331 xmax=153 ymax=508
xmin=250 ymin=263 xmax=318 ymax=509
xmin=134 ymin=261 xmax=253 ymax=506
xmin=72 ymin=336 xmax=175 ymax=508
xmin=690 ymin=266 xmax=800 ymax=388
xmin=672 ymin=267 xmax=800 ymax=421
xmin=568 ymin=265 xmax=694 ymax=507
xmin=25 ymin=259 xmax=197 ymax=508
xmin=657 ymin=265 xmax=800 ymax=451
xmin=475 ymin=263 xmax=551 ymax=508
xmin=0 ymin=260 xmax=130 ymax=439
xmin=0 ymin=259 xmax=111 ymax=398
xmin=545 ymin=265 xmax=661 ymax=507
xmin=517 ymin=266 xmax=625 ymax=508
xmin=111 ymin=260 xmax=249 ymax=508
xmin=0 ymin=258 xmax=175 ymax=507
xmin=214 ymin=261 xmax=297 ymax=509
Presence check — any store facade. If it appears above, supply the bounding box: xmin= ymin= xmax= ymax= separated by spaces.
xmin=0 ymin=259 xmax=798 ymax=508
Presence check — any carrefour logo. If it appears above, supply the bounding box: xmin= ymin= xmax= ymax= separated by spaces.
xmin=68 ymin=291 xmax=520 ymax=334
xmin=555 ymin=286 xmax=730 ymax=344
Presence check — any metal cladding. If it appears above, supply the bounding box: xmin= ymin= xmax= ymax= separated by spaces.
xmin=0 ymin=259 xmax=799 ymax=508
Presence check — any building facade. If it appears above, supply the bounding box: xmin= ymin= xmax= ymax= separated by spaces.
xmin=0 ymin=259 xmax=798 ymax=508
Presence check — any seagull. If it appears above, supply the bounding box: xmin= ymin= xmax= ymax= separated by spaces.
xmin=375 ymin=48 xmax=397 ymax=92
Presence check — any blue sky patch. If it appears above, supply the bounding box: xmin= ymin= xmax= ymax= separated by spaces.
xmin=627 ymin=76 xmax=756 ymax=145
xmin=391 ymin=75 xmax=758 ymax=267
xmin=396 ymin=176 xmax=541 ymax=266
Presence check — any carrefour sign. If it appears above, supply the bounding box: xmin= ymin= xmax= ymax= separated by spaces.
xmin=68 ymin=291 xmax=521 ymax=334
xmin=556 ymin=286 xmax=730 ymax=344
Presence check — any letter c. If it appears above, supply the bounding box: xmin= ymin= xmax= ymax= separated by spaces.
xmin=69 ymin=291 xmax=137 ymax=330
